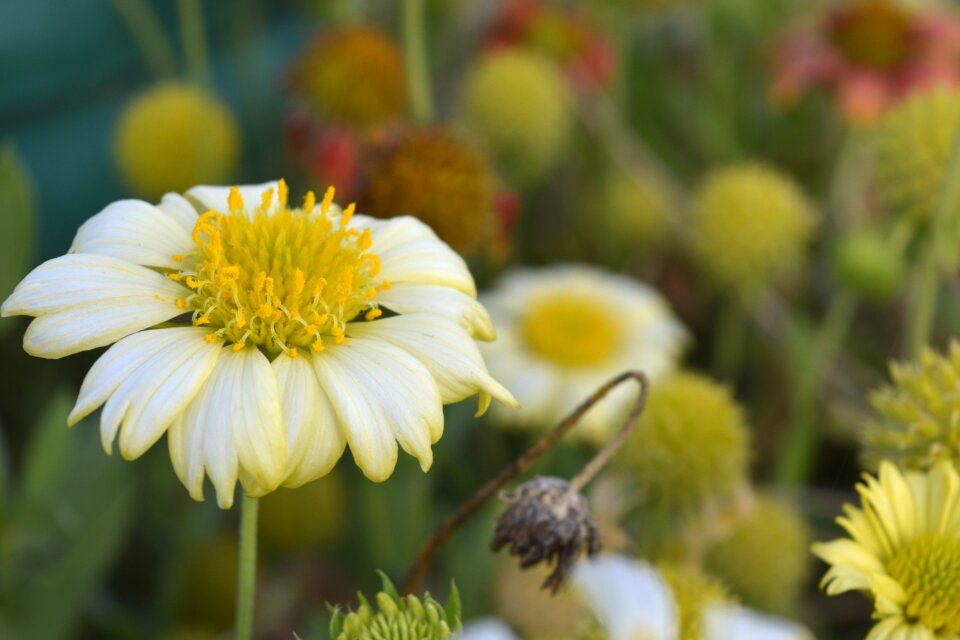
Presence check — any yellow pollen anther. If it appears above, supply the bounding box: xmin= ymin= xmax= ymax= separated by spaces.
xmin=196 ymin=315 xmax=210 ymax=325
xmin=293 ymin=269 xmax=306 ymax=295
xmin=176 ymin=298 xmax=187 ymax=308
xmin=228 ymin=186 xmax=244 ymax=213
xmin=204 ymin=334 xmax=217 ymax=343
xmin=172 ymin=254 xmax=183 ymax=262
xmin=260 ymin=188 xmax=275 ymax=211
xmin=232 ymin=341 xmax=245 ymax=352
xmin=359 ymin=227 xmax=372 ymax=250
xmin=253 ymin=271 xmax=267 ymax=293
xmin=288 ymin=348 xmax=298 ymax=358
xmin=380 ymin=280 xmax=392 ymax=290
xmin=366 ymin=308 xmax=382 ymax=321
xmin=185 ymin=276 xmax=200 ymax=289
xmin=341 ymin=203 xmax=356 ymax=226
xmin=235 ymin=309 xmax=247 ymax=329
xmin=311 ymin=341 xmax=325 ymax=352
xmin=321 ymin=186 xmax=335 ymax=213
xmin=303 ymin=190 xmax=316 ymax=212
xmin=305 ymin=324 xmax=318 ymax=335
xmin=363 ymin=287 xmax=377 ymax=300
xmin=278 ymin=179 xmax=289 ymax=206
xmin=167 ymin=273 xmax=182 ymax=281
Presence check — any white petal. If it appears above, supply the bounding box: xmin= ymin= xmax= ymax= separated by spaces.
xmin=311 ymin=337 xmax=443 ymax=481
xmin=704 ymin=605 xmax=813 ymax=640
xmin=360 ymin=215 xmax=477 ymax=296
xmin=273 ymin=353 xmax=346 ymax=488
xmin=168 ymin=347 xmax=286 ymax=508
xmin=456 ymin=619 xmax=520 ymax=640
xmin=156 ymin=192 xmax=201 ymax=232
xmin=101 ymin=332 xmax=220 ymax=460
xmin=69 ymin=199 xmax=193 ymax=269
xmin=349 ymin=314 xmax=516 ymax=414
xmin=375 ymin=283 xmax=495 ymax=341
xmin=572 ymin=554 xmax=676 ymax=640
xmin=186 ymin=181 xmax=280 ymax=217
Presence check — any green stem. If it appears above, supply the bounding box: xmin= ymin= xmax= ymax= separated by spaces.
xmin=178 ymin=0 xmax=212 ymax=86
xmin=775 ymin=292 xmax=858 ymax=484
xmin=712 ymin=296 xmax=745 ymax=382
xmin=235 ymin=493 xmax=259 ymax=640
xmin=907 ymin=121 xmax=960 ymax=358
xmin=402 ymin=0 xmax=434 ymax=122
xmin=110 ymin=0 xmax=178 ymax=80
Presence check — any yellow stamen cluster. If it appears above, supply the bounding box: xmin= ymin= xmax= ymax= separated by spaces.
xmin=171 ymin=181 xmax=388 ymax=356
xmin=886 ymin=534 xmax=960 ymax=634
xmin=521 ymin=296 xmax=622 ymax=367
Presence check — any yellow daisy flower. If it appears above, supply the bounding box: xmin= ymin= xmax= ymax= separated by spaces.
xmin=480 ymin=265 xmax=687 ymax=444
xmin=813 ymin=461 xmax=960 ymax=639
xmin=1 ymin=180 xmax=516 ymax=508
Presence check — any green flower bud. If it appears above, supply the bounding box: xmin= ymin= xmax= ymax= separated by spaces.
xmin=832 ymin=230 xmax=905 ymax=299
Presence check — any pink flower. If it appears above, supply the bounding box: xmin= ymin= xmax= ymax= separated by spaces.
xmin=771 ymin=0 xmax=960 ymax=124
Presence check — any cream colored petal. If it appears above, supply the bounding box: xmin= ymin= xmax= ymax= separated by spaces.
xmin=273 ymin=352 xmax=346 ymax=488
xmin=572 ymin=554 xmax=676 ymax=640
xmin=168 ymin=347 xmax=286 ymax=508
xmin=925 ymin=461 xmax=960 ymax=536
xmin=156 ymin=192 xmax=201 ymax=232
xmin=375 ymin=283 xmax=495 ymax=340
xmin=69 ymin=199 xmax=193 ymax=269
xmin=704 ymin=605 xmax=813 ymax=640
xmin=311 ymin=337 xmax=443 ymax=481
xmin=2 ymin=254 xmax=186 ymax=358
xmin=348 ymin=314 xmax=516 ymax=414
xmin=186 ymin=181 xmax=280 ymax=218
xmin=866 ymin=617 xmax=935 ymax=640
xmin=108 ymin=332 xmax=220 ymax=460
xmin=811 ymin=539 xmax=884 ymax=594
xmin=362 ymin=215 xmax=477 ymax=296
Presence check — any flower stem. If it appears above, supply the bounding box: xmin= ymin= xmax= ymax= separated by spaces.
xmin=403 ymin=0 xmax=434 ymax=122
xmin=109 ymin=0 xmax=178 ymax=80
xmin=400 ymin=370 xmax=650 ymax=596
xmin=712 ymin=295 xmax=745 ymax=382
xmin=235 ymin=493 xmax=259 ymax=640
xmin=907 ymin=122 xmax=960 ymax=358
xmin=177 ymin=0 xmax=212 ymax=87
xmin=775 ymin=291 xmax=858 ymax=484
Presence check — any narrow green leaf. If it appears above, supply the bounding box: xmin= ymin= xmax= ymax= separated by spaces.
xmin=21 ymin=391 xmax=74 ymax=502
xmin=445 ymin=582 xmax=461 ymax=630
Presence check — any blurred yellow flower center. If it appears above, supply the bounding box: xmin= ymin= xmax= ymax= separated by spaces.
xmin=521 ymin=296 xmax=621 ymax=366
xmin=831 ymin=0 xmax=911 ymax=70
xmin=171 ymin=181 xmax=388 ymax=357
xmin=886 ymin=534 xmax=960 ymax=633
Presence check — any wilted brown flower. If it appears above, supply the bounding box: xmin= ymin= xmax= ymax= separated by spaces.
xmin=491 ymin=476 xmax=601 ymax=593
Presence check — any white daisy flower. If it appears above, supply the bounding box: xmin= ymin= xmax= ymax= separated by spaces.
xmin=2 ymin=180 xmax=516 ymax=508
xmin=456 ymin=618 xmax=520 ymax=640
xmin=480 ymin=265 xmax=687 ymax=444
xmin=572 ymin=554 xmax=814 ymax=640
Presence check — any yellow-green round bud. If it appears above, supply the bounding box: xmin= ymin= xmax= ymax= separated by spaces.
xmin=362 ymin=128 xmax=498 ymax=255
xmin=114 ymin=82 xmax=239 ymax=200
xmin=258 ymin=472 xmax=346 ymax=554
xmin=874 ymin=88 xmax=960 ymax=223
xmin=704 ymin=494 xmax=812 ymax=614
xmin=689 ymin=163 xmax=816 ymax=295
xmin=331 ymin=575 xmax=460 ymax=640
xmin=460 ymin=49 xmax=571 ymax=185
xmin=832 ymin=229 xmax=905 ymax=300
xmin=863 ymin=341 xmax=960 ymax=471
xmin=615 ymin=372 xmax=750 ymax=511
xmin=659 ymin=563 xmax=731 ymax=640
xmin=290 ymin=26 xmax=408 ymax=129
xmin=597 ymin=168 xmax=673 ymax=251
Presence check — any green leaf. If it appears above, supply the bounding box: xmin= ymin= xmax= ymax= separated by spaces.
xmin=0 ymin=144 xmax=36 ymax=335
xmin=21 ymin=391 xmax=74 ymax=502
xmin=328 ymin=604 xmax=344 ymax=639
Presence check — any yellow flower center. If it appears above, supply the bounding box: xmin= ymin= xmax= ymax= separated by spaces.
xmin=887 ymin=534 xmax=960 ymax=634
xmin=521 ymin=295 xmax=621 ymax=367
xmin=170 ymin=181 xmax=388 ymax=357
xmin=831 ymin=0 xmax=912 ymax=70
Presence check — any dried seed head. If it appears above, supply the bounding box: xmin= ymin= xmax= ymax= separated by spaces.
xmin=491 ymin=476 xmax=601 ymax=593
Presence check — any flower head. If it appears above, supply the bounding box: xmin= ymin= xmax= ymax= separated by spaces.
xmin=460 ymin=49 xmax=571 ymax=185
xmin=813 ymin=461 xmax=960 ymax=638
xmin=593 ymin=167 xmax=674 ymax=254
xmin=771 ymin=0 xmax=960 ymax=123
xmin=482 ymin=0 xmax=615 ymax=93
xmin=658 ymin=563 xmax=729 ymax=640
xmin=2 ymin=180 xmax=516 ymax=507
xmin=114 ymin=83 xmax=239 ymax=199
xmin=492 ymin=476 xmax=601 ymax=592
xmin=289 ymin=26 xmax=408 ymax=130
xmin=704 ymin=494 xmax=812 ymax=614
xmin=863 ymin=342 xmax=960 ymax=471
xmin=361 ymin=128 xmax=500 ymax=256
xmin=689 ymin=163 xmax=816 ymax=296
xmin=874 ymin=87 xmax=960 ymax=224
xmin=832 ymin=228 xmax=906 ymax=300
xmin=480 ymin=264 xmax=687 ymax=445
xmin=331 ymin=574 xmax=460 ymax=640
xmin=615 ymin=372 xmax=750 ymax=512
